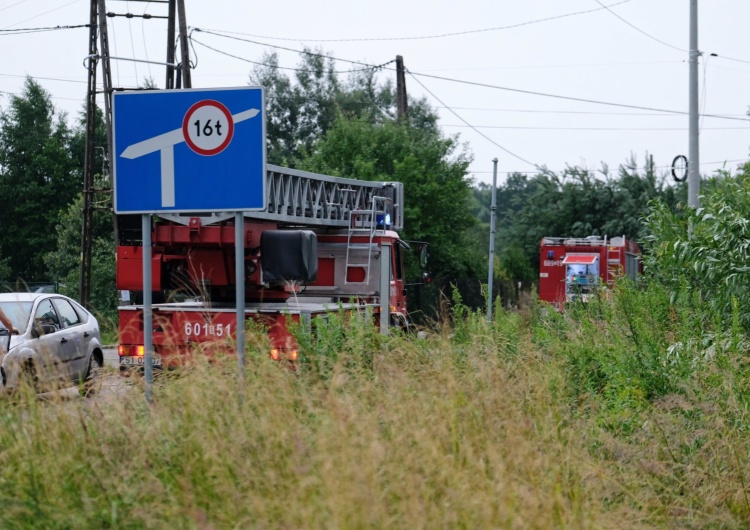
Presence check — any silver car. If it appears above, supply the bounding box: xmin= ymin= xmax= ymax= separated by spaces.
xmin=0 ymin=293 xmax=103 ymax=393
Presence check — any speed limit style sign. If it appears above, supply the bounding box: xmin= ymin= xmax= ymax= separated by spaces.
xmin=113 ymin=87 xmax=266 ymax=214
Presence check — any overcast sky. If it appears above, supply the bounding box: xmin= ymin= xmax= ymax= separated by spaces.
xmin=2 ymin=0 xmax=749 ymax=186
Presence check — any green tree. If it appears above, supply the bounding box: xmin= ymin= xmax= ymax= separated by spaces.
xmin=249 ymin=50 xmax=440 ymax=166
xmin=298 ymin=116 xmax=477 ymax=286
xmin=250 ymin=50 xmax=340 ymax=165
xmin=644 ymin=169 xmax=750 ymax=331
xmin=0 ymin=77 xmax=79 ymax=282
xmin=45 ymin=102 xmax=115 ymax=320
xmin=44 ymin=193 xmax=116 ymax=323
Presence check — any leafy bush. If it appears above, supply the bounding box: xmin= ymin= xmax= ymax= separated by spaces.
xmin=644 ymin=172 xmax=750 ymax=332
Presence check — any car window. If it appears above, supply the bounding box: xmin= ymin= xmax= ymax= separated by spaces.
xmin=70 ymin=300 xmax=89 ymax=324
xmin=34 ymin=299 xmax=61 ymax=335
xmin=54 ymin=299 xmax=82 ymax=328
xmin=0 ymin=301 xmax=32 ymax=333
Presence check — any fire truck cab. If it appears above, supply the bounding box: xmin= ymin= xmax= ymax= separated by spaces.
xmin=538 ymin=235 xmax=641 ymax=309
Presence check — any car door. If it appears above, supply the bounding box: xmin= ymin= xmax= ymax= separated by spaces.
xmin=32 ymin=298 xmax=65 ymax=379
xmin=32 ymin=298 xmax=78 ymax=380
xmin=51 ymin=297 xmax=88 ymax=380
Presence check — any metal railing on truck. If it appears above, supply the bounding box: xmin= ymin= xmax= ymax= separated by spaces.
xmin=151 ymin=164 xmax=404 ymax=230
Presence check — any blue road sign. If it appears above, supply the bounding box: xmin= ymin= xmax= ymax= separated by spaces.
xmin=112 ymin=87 xmax=266 ymax=213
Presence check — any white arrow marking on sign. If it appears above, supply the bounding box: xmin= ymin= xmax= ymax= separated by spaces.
xmin=120 ymin=108 xmax=259 ymax=207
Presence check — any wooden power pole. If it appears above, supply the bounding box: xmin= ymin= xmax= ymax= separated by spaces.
xmin=177 ymin=0 xmax=191 ymax=88
xmin=79 ymin=0 xmax=100 ymax=307
xmin=166 ymin=0 xmax=177 ymax=89
xmin=396 ymin=55 xmax=408 ymax=121
xmin=80 ymin=0 xmax=179 ymax=306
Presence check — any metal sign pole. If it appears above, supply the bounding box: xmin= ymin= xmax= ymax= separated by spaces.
xmin=235 ymin=212 xmax=246 ymax=384
xmin=379 ymin=243 xmax=391 ymax=335
xmin=487 ymin=158 xmax=498 ymax=322
xmin=142 ymin=213 xmax=154 ymax=404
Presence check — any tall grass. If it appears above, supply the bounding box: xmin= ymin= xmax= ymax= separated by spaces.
xmin=0 ymin=286 xmax=748 ymax=528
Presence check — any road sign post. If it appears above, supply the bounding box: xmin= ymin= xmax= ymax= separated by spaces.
xmin=113 ymin=87 xmax=265 ymax=213
xmin=113 ymin=87 xmax=265 ymax=403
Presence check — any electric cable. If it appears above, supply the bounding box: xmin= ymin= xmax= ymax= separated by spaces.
xmin=0 ymin=23 xmax=88 ymax=35
xmin=194 ymin=0 xmax=634 ymax=43
xmin=0 ymin=89 xmax=82 ymax=102
xmin=0 ymin=1 xmax=31 ymax=13
xmin=190 ymin=36 xmax=394 ymax=75
xmin=466 ymin=158 xmax=750 ymax=175
xmin=194 ymin=28 xmax=748 ymax=123
xmin=139 ymin=0 xmax=153 ymax=80
xmin=420 ymin=59 xmax=682 ymax=72
xmin=437 ymin=106 xmax=747 ymax=118
xmin=1 ymin=0 xmax=80 ymax=30
xmin=442 ymin=124 xmax=748 ymax=131
xmin=713 ymin=54 xmax=750 ymax=66
xmin=594 ymin=0 xmax=685 ymax=53
xmin=126 ymin=1 xmax=140 ymax=83
xmin=109 ymin=16 xmax=120 ymax=86
xmin=0 ymin=73 xmax=87 ymax=84
xmin=407 ymin=70 xmax=750 ymax=123
xmin=406 ymin=68 xmax=538 ymax=169
xmin=193 ymin=28 xmax=391 ymax=70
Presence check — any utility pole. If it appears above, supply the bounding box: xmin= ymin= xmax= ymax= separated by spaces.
xmin=688 ymin=0 xmax=700 ymax=207
xmin=487 ymin=159 xmax=498 ymax=323
xmin=396 ymin=55 xmax=408 ymax=121
xmin=165 ymin=0 xmax=176 ymax=89
xmin=177 ymin=0 xmax=191 ymax=88
xmin=79 ymin=0 xmax=99 ymax=308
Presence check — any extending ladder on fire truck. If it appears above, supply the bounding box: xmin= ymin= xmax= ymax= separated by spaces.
xmin=344 ymin=195 xmax=391 ymax=285
xmin=154 ymin=164 xmax=404 ymax=230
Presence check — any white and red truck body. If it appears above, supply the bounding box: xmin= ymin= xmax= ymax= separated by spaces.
xmin=538 ymin=235 xmax=641 ymax=310
xmin=116 ymin=165 xmax=416 ymax=369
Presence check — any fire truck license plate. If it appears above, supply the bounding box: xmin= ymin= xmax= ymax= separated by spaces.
xmin=121 ymin=356 xmax=162 ymax=367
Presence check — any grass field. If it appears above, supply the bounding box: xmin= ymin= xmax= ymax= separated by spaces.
xmin=0 ymin=286 xmax=748 ymax=529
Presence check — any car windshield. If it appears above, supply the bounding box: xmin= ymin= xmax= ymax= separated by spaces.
xmin=0 ymin=301 xmax=32 ymax=333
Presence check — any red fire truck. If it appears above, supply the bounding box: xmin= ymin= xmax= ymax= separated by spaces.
xmin=116 ymin=165 xmax=425 ymax=369
xmin=538 ymin=235 xmax=641 ymax=309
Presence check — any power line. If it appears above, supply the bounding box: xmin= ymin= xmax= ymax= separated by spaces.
xmin=594 ymin=0 xmax=685 ymax=53
xmin=0 ymin=89 xmax=83 ymax=102
xmin=406 ymin=69 xmax=538 ymax=169
xmin=140 ymin=0 xmax=153 ymax=80
xmin=419 ymin=59 xmax=683 ymax=72
xmin=1 ymin=0 xmax=81 ymax=30
xmin=442 ymin=124 xmax=749 ymax=131
xmin=192 ymin=28 xmax=392 ymax=70
xmin=194 ymin=0 xmax=634 ymax=43
xmin=125 ymin=1 xmax=140 ymax=83
xmin=190 ymin=36 xmax=394 ymax=74
xmin=195 ymin=29 xmax=748 ymax=124
xmin=194 ymin=22 xmax=750 ymax=126
xmin=594 ymin=0 xmax=750 ymax=67
xmin=0 ymin=1 xmax=31 ymax=13
xmin=0 ymin=73 xmax=87 ymax=84
xmin=436 ymin=106 xmax=748 ymax=118
xmin=467 ymin=158 xmax=750 ymax=175
xmin=709 ymin=63 xmax=750 ymax=76
xmin=407 ymin=70 xmax=750 ymax=123
xmin=0 ymin=23 xmax=88 ymax=35
xmin=713 ymin=54 xmax=750 ymax=67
